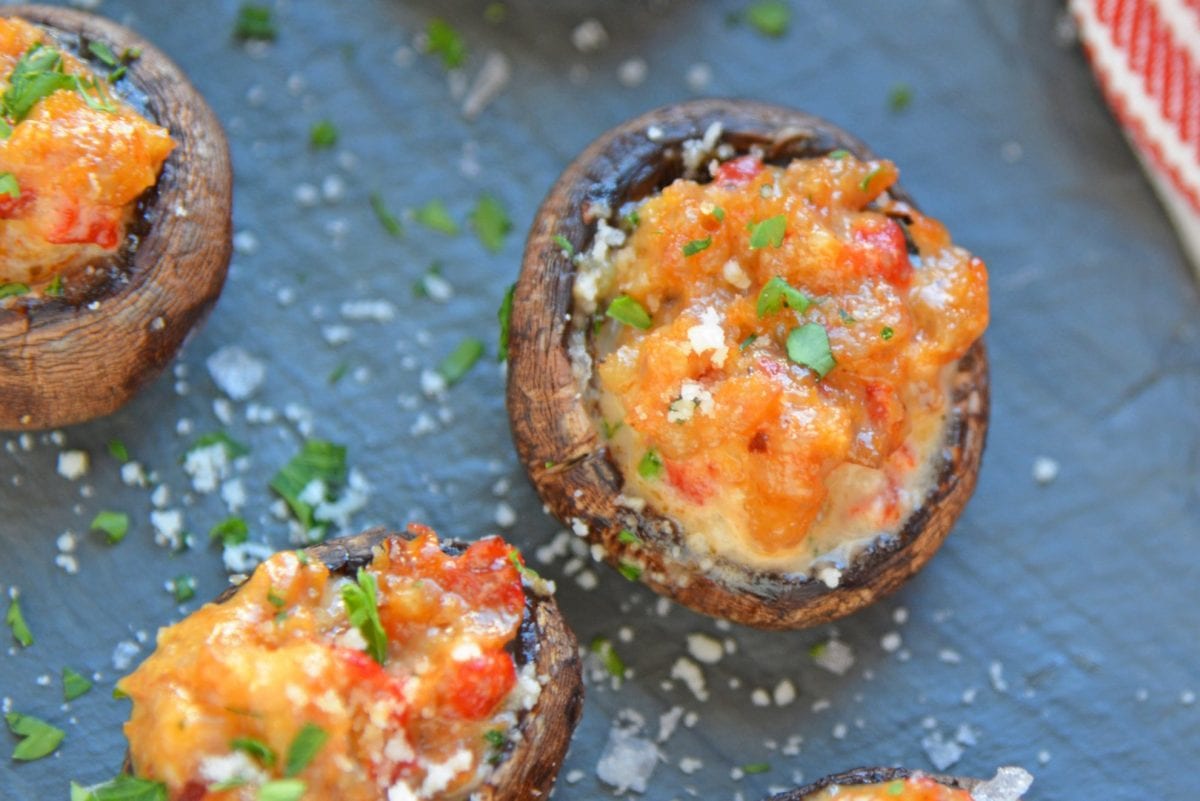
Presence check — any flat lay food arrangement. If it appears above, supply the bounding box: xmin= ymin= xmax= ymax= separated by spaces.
xmin=3 ymin=3 xmax=1198 ymax=801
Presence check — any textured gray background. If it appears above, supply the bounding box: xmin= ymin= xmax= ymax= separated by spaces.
xmin=2 ymin=1 xmax=1198 ymax=799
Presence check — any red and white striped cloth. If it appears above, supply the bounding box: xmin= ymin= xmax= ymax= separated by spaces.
xmin=1071 ymin=0 xmax=1200 ymax=274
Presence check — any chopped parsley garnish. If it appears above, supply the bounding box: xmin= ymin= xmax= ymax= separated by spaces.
xmin=210 ymin=516 xmax=249 ymax=546
xmin=309 ymin=119 xmax=338 ymax=149
xmin=0 ymin=172 xmax=18 ymax=198
xmin=881 ymin=326 xmax=895 ymax=340
xmin=0 ymin=282 xmax=30 ymax=300
xmin=828 ymin=149 xmax=850 ymax=160
xmin=231 ymin=736 xmax=276 ymax=767
xmin=589 ymin=636 xmax=626 ymax=679
xmin=106 ymin=439 xmax=129 ymax=462
xmin=682 ymin=237 xmax=712 ymax=257
xmin=859 ymin=165 xmax=884 ymax=191
xmin=258 ymin=779 xmax=307 ymax=801
xmin=887 ymin=780 xmax=906 ymax=796
xmin=786 ymin=323 xmax=836 ymax=379
xmin=90 ymin=510 xmax=129 ymax=544
xmin=756 ymin=276 xmax=810 ymax=317
xmin=471 ymin=194 xmax=512 ymax=253
xmin=45 ymin=275 xmax=64 ymax=297
xmin=285 ymin=723 xmax=328 ymax=777
xmin=188 ymin=431 xmax=250 ymax=459
xmin=327 ymin=360 xmax=349 ymax=385
xmin=807 ymin=640 xmax=828 ymax=658
xmin=483 ymin=728 xmax=507 ymax=763
xmin=86 ymin=41 xmax=118 ymax=68
xmin=414 ymin=199 xmax=458 ymax=235
xmin=342 ymin=569 xmax=387 ymax=665
xmin=889 ymin=82 xmax=913 ymax=113
xmin=552 ymin=234 xmax=574 ymax=256
xmin=741 ymin=761 xmax=771 ymax=775
xmin=2 ymin=45 xmax=98 ymax=126
xmin=748 ymin=214 xmax=787 ymax=249
xmin=745 ymin=0 xmax=791 ymax=37
xmin=617 ymin=562 xmax=642 ymax=581
xmin=62 ymin=668 xmax=93 ymax=702
xmin=267 ymin=588 xmax=286 ymax=608
xmin=370 ymin=192 xmax=403 ymax=237
xmin=234 ymin=4 xmax=277 ymax=41
xmin=269 ymin=439 xmax=348 ymax=537
xmin=600 ymin=419 xmax=623 ymax=439
xmin=617 ymin=529 xmax=641 ymax=545
xmin=606 ymin=295 xmax=652 ymax=330
xmin=6 ymin=591 xmax=32 ymax=647
xmin=497 ymin=283 xmax=515 ymax=362
xmin=623 ymin=209 xmax=640 ymax=228
xmin=739 ymin=333 xmax=758 ymax=351
xmin=172 ymin=574 xmax=196 ymax=603
xmin=637 ymin=448 xmax=663 ymax=479
xmin=6 ymin=712 xmax=64 ymax=761
xmin=508 ymin=549 xmax=543 ymax=582
xmin=711 ymin=205 xmax=726 ymax=221
xmin=427 ymin=18 xmax=467 ymax=69
xmin=70 ymin=776 xmax=167 ymax=801
xmin=438 ymin=337 xmax=485 ymax=385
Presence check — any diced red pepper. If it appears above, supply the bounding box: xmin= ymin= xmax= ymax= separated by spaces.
xmin=714 ymin=155 xmax=764 ymax=187
xmin=442 ymin=651 xmax=516 ymax=720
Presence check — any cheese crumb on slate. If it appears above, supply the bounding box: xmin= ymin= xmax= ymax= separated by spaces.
xmin=812 ymin=639 xmax=855 ymax=675
xmin=596 ymin=717 xmax=661 ymax=794
xmin=685 ymin=633 xmax=723 ymax=665
xmin=206 ymin=346 xmax=266 ymax=400
xmin=1032 ymin=455 xmax=1059 ymax=485
xmin=571 ymin=19 xmax=608 ymax=52
xmin=971 ymin=767 xmax=1034 ymax=801
xmin=920 ymin=729 xmax=964 ymax=771
xmin=57 ymin=450 xmax=89 ymax=480
xmin=670 ymin=657 xmax=709 ymax=701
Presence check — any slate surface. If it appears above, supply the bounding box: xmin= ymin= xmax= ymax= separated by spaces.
xmin=2 ymin=1 xmax=1198 ymax=799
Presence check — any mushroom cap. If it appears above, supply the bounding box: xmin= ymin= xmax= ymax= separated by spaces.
xmin=0 ymin=5 xmax=232 ymax=430
xmin=507 ymin=98 xmax=989 ymax=629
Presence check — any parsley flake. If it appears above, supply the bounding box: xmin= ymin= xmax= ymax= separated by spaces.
xmin=90 ymin=510 xmax=129 ymax=544
xmin=6 ymin=592 xmax=32 ymax=647
xmin=342 ymin=569 xmax=387 ymax=665
xmin=234 ymin=4 xmax=277 ymax=41
xmin=745 ymin=0 xmax=791 ymax=37
xmin=741 ymin=761 xmax=771 ymax=775
xmin=828 ymin=149 xmax=850 ymax=160
xmin=269 ymin=439 xmax=347 ymax=538
xmin=285 ymin=723 xmax=328 ymax=777
xmin=309 ymin=119 xmax=338 ymax=149
xmin=756 ymin=276 xmax=810 ymax=317
xmin=600 ymin=419 xmax=623 ymax=439
xmin=370 ymin=192 xmax=403 ymax=237
xmin=106 ymin=439 xmax=129 ymax=462
xmin=209 ymin=516 xmax=249 ymax=546
xmin=187 ymin=432 xmax=249 ymax=459
xmin=497 ymin=283 xmax=515 ymax=362
xmin=786 ymin=323 xmax=836 ymax=379
xmin=508 ymin=550 xmax=543 ymax=582
xmin=552 ymin=234 xmax=574 ymax=256
xmin=414 ymin=199 xmax=458 ymax=234
xmin=483 ymin=728 xmax=507 ymax=763
xmin=258 ymin=779 xmax=306 ymax=801
xmin=617 ymin=529 xmax=640 ymax=545
xmin=6 ymin=712 xmax=64 ymax=761
xmin=438 ymin=337 xmax=485 ymax=385
xmin=881 ymin=326 xmax=895 ymax=340
xmin=617 ymin=562 xmax=642 ymax=581
xmin=638 ymin=449 xmax=663 ymax=479
xmin=87 ymin=41 xmax=118 ymax=68
xmin=62 ymin=668 xmax=93 ymax=702
xmin=45 ymin=275 xmax=64 ymax=297
xmin=0 ymin=282 xmax=30 ymax=300
xmin=230 ymin=737 xmax=277 ymax=770
xmin=172 ymin=575 xmax=196 ymax=604
xmin=887 ymin=780 xmax=906 ymax=796
xmin=889 ymin=83 xmax=913 ymax=113
xmin=70 ymin=776 xmax=167 ymax=801
xmin=0 ymin=172 xmax=18 ymax=198
xmin=748 ymin=214 xmax=787 ymax=249
xmin=606 ymin=295 xmax=652 ymax=330
xmin=739 ymin=333 xmax=758 ymax=351
xmin=859 ymin=165 xmax=884 ymax=191
xmin=589 ymin=636 xmax=626 ymax=679
xmin=427 ymin=18 xmax=467 ymax=69
xmin=471 ymin=194 xmax=512 ymax=253
xmin=682 ymin=237 xmax=712 ymax=257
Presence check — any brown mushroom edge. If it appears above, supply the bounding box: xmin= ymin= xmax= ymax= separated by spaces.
xmin=764 ymin=767 xmax=1001 ymax=800
xmin=0 ymin=5 xmax=232 ymax=431
xmin=507 ymin=99 xmax=989 ymax=630
xmin=121 ymin=528 xmax=585 ymax=800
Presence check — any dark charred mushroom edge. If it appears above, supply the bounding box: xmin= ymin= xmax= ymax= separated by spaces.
xmin=122 ymin=528 xmax=584 ymax=800
xmin=0 ymin=5 xmax=231 ymax=430
xmin=507 ymin=99 xmax=989 ymax=630
xmin=764 ymin=766 xmax=1009 ymax=800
